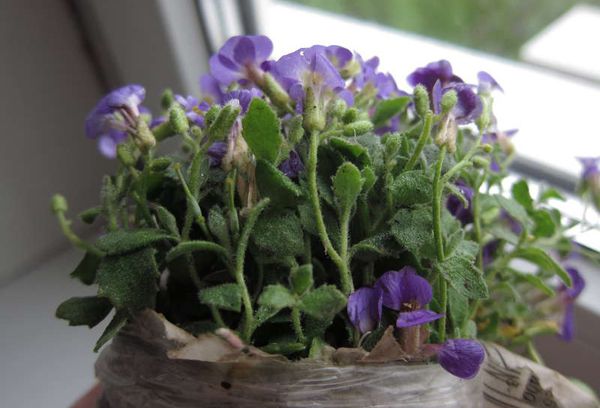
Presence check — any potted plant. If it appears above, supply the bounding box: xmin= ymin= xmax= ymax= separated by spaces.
xmin=53 ymin=35 xmax=599 ymax=407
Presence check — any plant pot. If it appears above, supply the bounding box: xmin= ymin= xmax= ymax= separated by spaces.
xmin=95 ymin=311 xmax=598 ymax=408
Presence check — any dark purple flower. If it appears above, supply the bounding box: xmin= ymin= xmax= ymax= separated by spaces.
xmin=175 ymin=94 xmax=209 ymax=127
xmin=437 ymin=339 xmax=485 ymax=379
xmin=578 ymin=157 xmax=600 ymax=181
xmin=558 ymin=267 xmax=585 ymax=341
xmin=396 ymin=309 xmax=443 ymax=328
xmin=407 ymin=60 xmax=463 ymax=92
xmin=347 ymin=287 xmax=383 ymax=334
xmin=449 ymin=83 xmax=483 ymax=124
xmin=207 ymin=141 xmax=228 ymax=167
xmin=278 ymin=150 xmax=304 ymax=178
xmin=223 ymin=88 xmax=262 ymax=113
xmin=447 ymin=180 xmax=474 ymax=225
xmin=85 ymin=84 xmax=145 ymax=158
xmin=478 ymin=71 xmax=503 ymax=93
xmin=482 ymin=240 xmax=500 ymax=267
xmin=374 ymin=267 xmax=433 ymax=311
xmin=209 ymin=35 xmax=273 ymax=86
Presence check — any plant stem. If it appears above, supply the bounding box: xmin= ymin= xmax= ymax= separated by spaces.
xmin=235 ymin=198 xmax=270 ymax=342
xmin=307 ymin=130 xmax=353 ymax=295
xmin=473 ymin=175 xmax=485 ymax=271
xmin=527 ymin=340 xmax=545 ymax=365
xmin=404 ymin=111 xmax=433 ymax=171
xmin=441 ymin=134 xmax=483 ymax=184
xmin=339 ymin=207 xmax=354 ymax=294
xmin=175 ymin=165 xmax=210 ymax=239
xmin=433 ymin=145 xmax=448 ymax=342
xmin=55 ymin=212 xmax=104 ymax=257
xmin=210 ymin=305 xmax=226 ymax=328
xmin=291 ymin=307 xmax=306 ymax=343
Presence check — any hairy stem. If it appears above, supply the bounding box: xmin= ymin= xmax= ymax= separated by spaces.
xmin=433 ymin=145 xmax=448 ymax=342
xmin=291 ymin=307 xmax=306 ymax=343
xmin=404 ymin=111 xmax=433 ymax=171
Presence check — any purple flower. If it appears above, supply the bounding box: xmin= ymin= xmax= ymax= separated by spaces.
xmin=478 ymin=71 xmax=503 ymax=93
xmin=311 ymin=45 xmax=353 ymax=70
xmin=501 ymin=210 xmax=522 ymax=235
xmin=207 ymin=141 xmax=228 ymax=167
xmin=175 ymin=94 xmax=209 ymax=127
xmin=482 ymin=240 xmax=500 ymax=267
xmin=437 ymin=339 xmax=485 ymax=379
xmin=209 ymin=35 xmax=273 ymax=86
xmin=347 ymin=287 xmax=383 ymax=334
xmin=558 ymin=267 xmax=585 ymax=341
xmin=223 ymin=88 xmax=262 ymax=113
xmin=278 ymin=150 xmax=304 ymax=179
xmin=396 ymin=309 xmax=444 ymax=328
xmin=407 ymin=60 xmax=463 ymax=92
xmin=85 ymin=85 xmax=146 ymax=158
xmin=353 ymin=54 xmax=404 ymax=99
xmin=447 ymin=180 xmax=474 ymax=225
xmin=578 ymin=157 xmax=600 ymax=182
xmin=200 ymin=73 xmax=225 ymax=104
xmin=433 ymin=81 xmax=482 ymax=124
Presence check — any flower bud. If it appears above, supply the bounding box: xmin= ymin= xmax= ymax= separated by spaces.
xmin=476 ymin=96 xmax=491 ymax=132
xmin=263 ymin=72 xmax=290 ymax=110
xmin=329 ymin=98 xmax=347 ymax=119
xmin=435 ymin=115 xmax=457 ymax=153
xmin=414 ymin=85 xmax=430 ymax=118
xmin=343 ymin=120 xmax=374 ymax=136
xmin=150 ymin=157 xmax=172 ymax=171
xmin=472 ymin=156 xmax=490 ymax=169
xmin=441 ymin=89 xmax=457 ymax=114
xmin=481 ymin=144 xmax=493 ymax=153
xmin=161 ymin=88 xmax=175 ymax=110
xmin=169 ymin=104 xmax=189 ymax=134
xmin=204 ymin=105 xmax=221 ymax=128
xmin=303 ymin=86 xmax=325 ymax=132
xmin=51 ymin=194 xmax=68 ymax=214
xmin=342 ymin=107 xmax=360 ymax=124
xmin=116 ymin=144 xmax=136 ymax=167
xmin=134 ymin=119 xmax=156 ymax=151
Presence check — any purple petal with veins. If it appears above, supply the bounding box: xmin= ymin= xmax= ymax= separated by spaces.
xmin=347 ymin=287 xmax=383 ymax=334
xmin=438 ymin=339 xmax=485 ymax=379
xmin=396 ymin=310 xmax=443 ymax=328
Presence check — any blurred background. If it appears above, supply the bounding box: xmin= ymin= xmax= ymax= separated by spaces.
xmin=0 ymin=0 xmax=599 ymax=406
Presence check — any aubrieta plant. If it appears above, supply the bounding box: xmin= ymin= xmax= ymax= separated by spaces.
xmin=53 ymin=35 xmax=591 ymax=380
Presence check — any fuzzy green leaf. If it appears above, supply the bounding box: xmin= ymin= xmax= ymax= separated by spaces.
xmin=391 ymin=170 xmax=432 ymax=206
xmin=539 ymin=187 xmax=566 ymax=203
xmin=154 ymin=205 xmax=180 ymax=237
xmin=166 ymin=241 xmax=228 ymax=263
xmin=514 ymin=272 xmax=556 ymax=296
xmin=262 ymin=341 xmax=306 ymax=355
xmin=242 ymin=98 xmax=282 ymax=163
xmin=329 ymin=137 xmax=371 ymax=165
xmin=532 ymin=210 xmax=556 ymax=238
xmin=97 ymin=247 xmax=159 ymax=311
xmin=252 ymin=209 xmax=304 ymax=258
xmin=79 ymin=206 xmax=101 ymax=224
xmin=255 ymin=159 xmax=302 ymax=207
xmin=96 ymin=229 xmax=177 ymax=256
xmin=494 ymin=195 xmax=531 ymax=230
xmin=94 ymin=310 xmax=128 ymax=352
xmin=436 ymin=241 xmax=488 ymax=299
xmin=372 ymin=96 xmax=411 ymax=127
xmin=255 ymin=284 xmax=297 ymax=326
xmin=511 ymin=180 xmax=533 ymax=211
xmin=208 ymin=207 xmax=231 ymax=247
xmin=70 ymin=252 xmax=101 ymax=285
xmin=198 ymin=283 xmax=242 ymax=312
xmin=333 ymin=162 xmax=364 ymax=213
xmin=448 ymin=287 xmax=469 ymax=332
xmin=511 ymin=247 xmax=572 ymax=287
xmin=299 ymin=285 xmax=346 ymax=320
xmin=290 ymin=264 xmax=314 ymax=295
xmin=56 ymin=296 xmax=112 ymax=328
xmin=390 ymin=207 xmax=434 ymax=260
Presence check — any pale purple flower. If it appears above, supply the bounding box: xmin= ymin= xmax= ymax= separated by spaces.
xmin=578 ymin=157 xmax=600 ymax=181
xmin=478 ymin=71 xmax=503 ymax=93
xmin=175 ymin=94 xmax=209 ymax=127
xmin=311 ymin=45 xmax=353 ymax=70
xmin=200 ymin=73 xmax=225 ymax=104
xmin=85 ymin=85 xmax=145 ymax=158
xmin=209 ymin=35 xmax=273 ymax=86
xmin=437 ymin=339 xmax=485 ymax=379
xmin=278 ymin=150 xmax=304 ymax=179
xmin=347 ymin=287 xmax=383 ymax=334
xmin=223 ymin=88 xmax=263 ymax=113
xmin=447 ymin=180 xmax=474 ymax=225
xmin=353 ymin=54 xmax=404 ymax=99
xmin=558 ymin=267 xmax=585 ymax=341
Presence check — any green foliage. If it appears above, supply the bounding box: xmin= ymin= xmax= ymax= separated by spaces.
xmin=256 ymin=284 xmax=297 ymax=325
xmin=390 ymin=207 xmax=434 ymax=259
xmin=511 ymin=247 xmax=572 ymax=286
xmin=242 ymin=98 xmax=282 ymax=163
xmin=255 ymin=159 xmax=302 ymax=207
xmin=56 ymin=296 xmax=112 ymax=328
xmin=96 ymin=229 xmax=177 ymax=256
xmin=290 ymin=264 xmax=314 ymax=295
xmin=371 ymin=97 xmax=411 ymax=127
xmin=94 ymin=310 xmax=128 ymax=352
xmin=391 ymin=170 xmax=432 ymax=206
xmin=198 ymin=283 xmax=242 ymax=312
xmin=436 ymin=241 xmax=489 ymax=299
xmin=70 ymin=252 xmax=101 ymax=285
xmin=333 ymin=162 xmax=364 ymax=213
xmin=252 ymin=209 xmax=304 ymax=259
xmin=298 ymin=285 xmax=346 ymax=321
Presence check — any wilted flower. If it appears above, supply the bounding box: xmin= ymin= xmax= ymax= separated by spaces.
xmin=447 ymin=180 xmax=474 ymax=225
xmin=85 ymin=85 xmax=146 ymax=158
xmin=209 ymin=35 xmax=273 ymax=87
xmin=437 ymin=339 xmax=485 ymax=379
xmin=558 ymin=267 xmax=585 ymax=341
xmin=278 ymin=150 xmax=305 ymax=179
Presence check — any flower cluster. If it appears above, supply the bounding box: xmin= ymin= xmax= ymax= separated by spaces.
xmin=55 ymin=35 xmax=594 ymax=382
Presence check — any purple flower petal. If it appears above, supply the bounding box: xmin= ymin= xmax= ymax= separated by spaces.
xmin=450 ymin=83 xmax=482 ymax=124
xmin=200 ymin=73 xmax=225 ymax=103
xmin=447 ymin=180 xmax=474 ymax=225
xmin=559 ymin=302 xmax=575 ymax=341
xmin=347 ymin=287 xmax=383 ymax=334
xmin=98 ymin=135 xmax=118 ymax=159
xmin=207 ymin=141 xmax=228 ymax=167
xmin=278 ymin=150 xmax=305 ymax=179
xmin=578 ymin=157 xmax=600 ymax=180
xmin=478 ymin=71 xmax=503 ymax=93
xmin=396 ymin=310 xmax=443 ymax=328
xmin=562 ymin=267 xmax=585 ymax=300
xmin=482 ymin=240 xmax=500 ymax=267
xmin=432 ymin=80 xmax=443 ymax=115
xmin=407 ymin=60 xmax=460 ymax=91
xmin=374 ymin=267 xmax=432 ymax=310
xmin=209 ymin=35 xmax=273 ymax=86
xmin=223 ymin=88 xmax=262 ymax=113
xmin=438 ymin=339 xmax=485 ymax=379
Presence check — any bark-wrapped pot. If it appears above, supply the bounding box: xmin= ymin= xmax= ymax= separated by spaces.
xmin=95 ymin=311 xmax=598 ymax=408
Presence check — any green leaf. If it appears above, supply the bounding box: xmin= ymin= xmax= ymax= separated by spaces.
xmin=290 ymin=264 xmax=314 ymax=295
xmin=448 ymin=287 xmax=469 ymax=332
xmin=96 ymin=229 xmax=177 ymax=256
xmin=262 ymin=341 xmax=306 ymax=355
xmin=242 ymin=98 xmax=282 ymax=163
xmin=371 ymin=96 xmax=411 ymax=127
xmin=154 ymin=205 xmax=180 ymax=237
xmin=513 ymin=272 xmax=556 ymax=297
xmin=208 ymin=207 xmax=231 ymax=247
xmin=97 ymin=247 xmax=159 ymax=310
xmin=252 ymin=209 xmax=304 ymax=258
xmin=198 ymin=283 xmax=242 ymax=312
xmin=511 ymin=247 xmax=572 ymax=286
xmin=436 ymin=241 xmax=488 ymax=299
xmin=489 ymin=225 xmax=519 ymax=245
xmin=70 ymin=252 xmax=101 ymax=285
xmin=94 ymin=310 xmax=128 ymax=352
xmin=329 ymin=137 xmax=371 ymax=165
xmin=79 ymin=206 xmax=101 ymax=224
xmin=532 ymin=210 xmax=556 ymax=238
xmin=391 ymin=170 xmax=432 ymax=206
xmin=56 ymin=296 xmax=112 ymax=328
xmin=361 ymin=166 xmax=377 ymax=194
xmin=511 ymin=180 xmax=533 ymax=211
xmin=494 ymin=195 xmax=531 ymax=230
xmin=255 ymin=285 xmax=297 ymax=326
xmin=166 ymin=241 xmax=228 ymax=263
xmin=350 ymin=232 xmax=401 ymax=261
xmin=539 ymin=187 xmax=566 ymax=203
xmin=333 ymin=162 xmax=364 ymax=213
xmin=299 ymin=285 xmax=346 ymax=320
xmin=255 ymin=159 xmax=302 ymax=207
xmin=390 ymin=207 xmax=434 ymax=260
